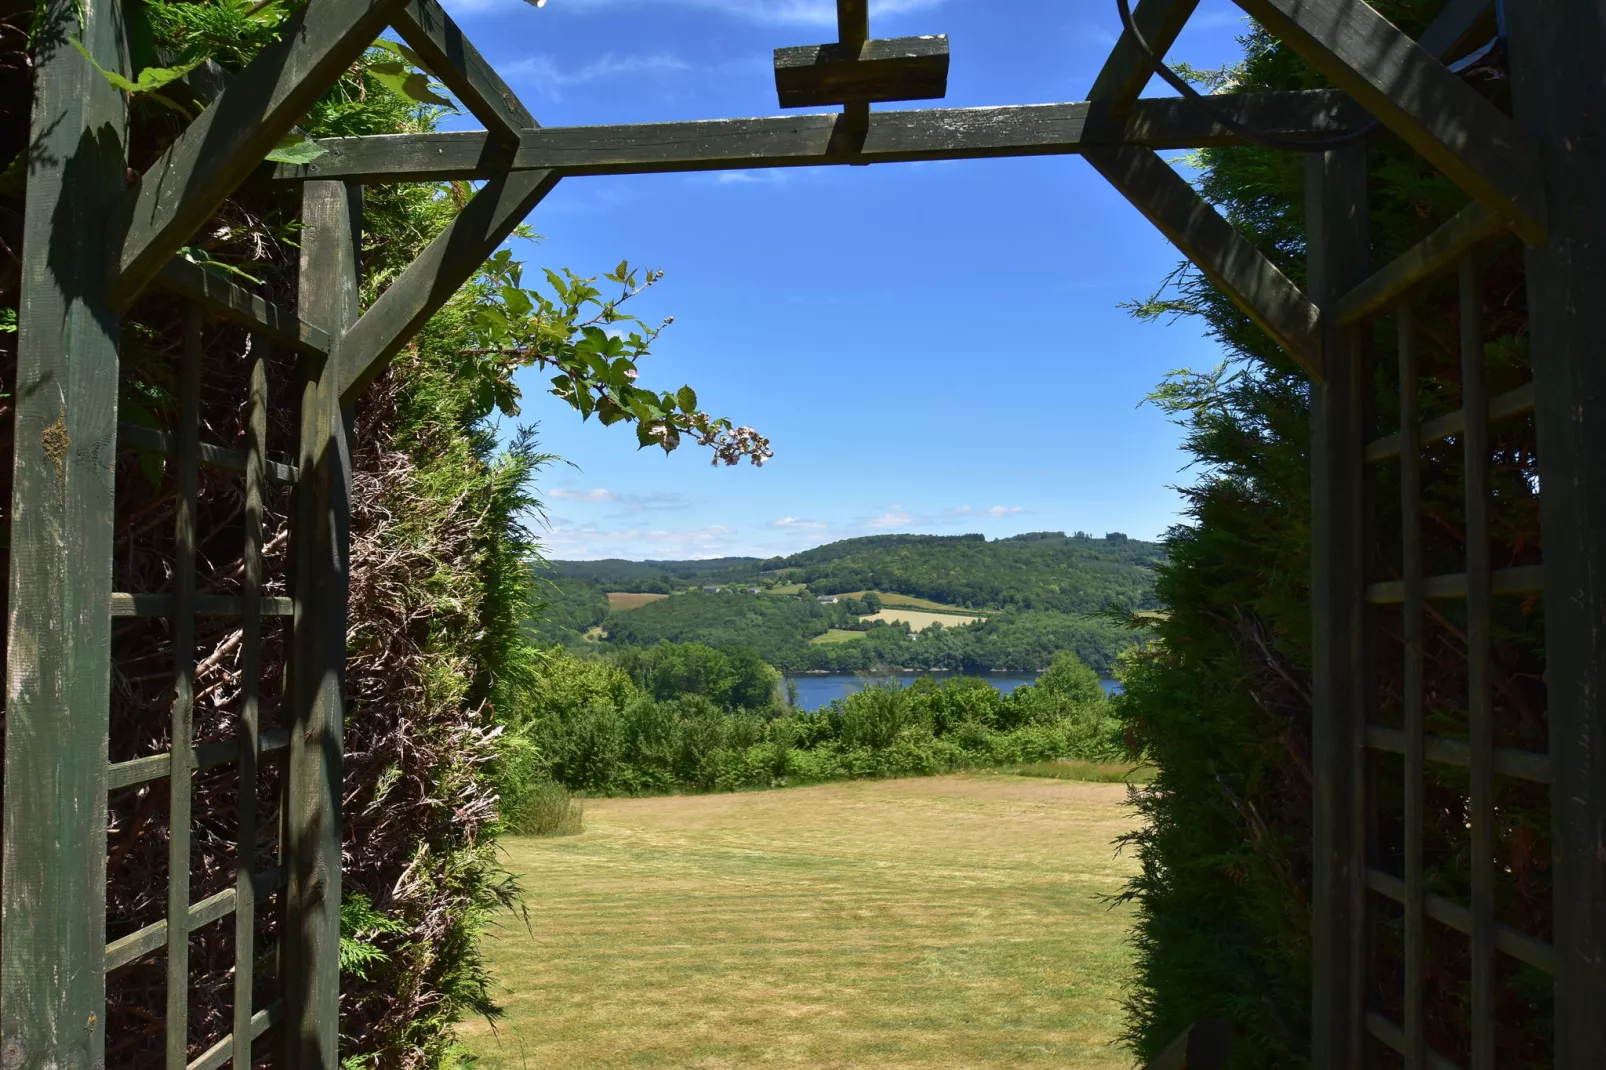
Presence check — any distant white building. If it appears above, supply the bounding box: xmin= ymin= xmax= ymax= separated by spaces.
xmin=816 ymin=595 xmax=839 ymax=605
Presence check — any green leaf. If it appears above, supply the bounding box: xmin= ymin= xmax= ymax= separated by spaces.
xmin=370 ymin=39 xmax=427 ymax=69
xmin=677 ymin=385 xmax=698 ymax=413
xmin=71 ymin=37 xmax=200 ymax=97
xmin=265 ymin=133 xmax=330 ymax=165
xmin=369 ymin=62 xmax=455 ymax=108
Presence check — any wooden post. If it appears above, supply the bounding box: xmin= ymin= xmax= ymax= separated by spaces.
xmin=1305 ymin=143 xmax=1370 ymax=1070
xmin=1505 ymin=2 xmax=1606 ymax=1065
xmin=282 ymin=180 xmax=359 ymax=1068
xmin=0 ymin=0 xmax=127 ymax=1063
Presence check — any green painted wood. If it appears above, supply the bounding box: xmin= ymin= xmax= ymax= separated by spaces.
xmin=1364 ymin=381 xmax=1534 ymax=462
xmin=1397 ymin=304 xmax=1425 ymax=1070
xmin=110 ymin=593 xmax=296 ymax=618
xmin=266 ymin=91 xmax=1366 ymax=183
xmin=1505 ymin=4 xmax=1606 ymax=1061
xmin=1087 ymin=0 xmax=1201 ymax=116
xmin=1334 ymin=202 xmax=1503 ymax=327
xmin=774 ymin=36 xmax=950 ymax=108
xmin=119 ymin=420 xmax=299 ymax=483
xmin=1365 ymin=1011 xmax=1463 ymax=1070
xmin=836 ymin=0 xmax=868 ymax=45
xmin=1365 ymin=869 xmax=1556 ymax=974
xmin=283 ymin=180 xmax=361 ymax=1070
xmin=337 ymin=168 xmax=561 ymax=404
xmin=233 ymin=349 xmax=269 ymax=1069
xmin=154 ymin=257 xmax=333 ymax=356
xmin=166 ymin=303 xmax=204 ymax=1070
xmin=0 ymin=0 xmax=127 ymax=1060
xmin=1232 ymin=0 xmax=1547 ymax=245
xmin=392 ymin=0 xmax=537 ymax=142
xmin=1082 ymin=144 xmax=1323 ymax=377
xmin=1364 ymin=564 xmax=1545 ymax=605
xmin=106 ymin=888 xmax=239 ymax=974
xmin=110 ymin=0 xmax=407 ymax=307
xmin=107 ymin=728 xmax=290 ymax=794
xmin=1459 ymin=256 xmax=1495 ymax=1070
xmin=1305 ymin=143 xmax=1371 ymax=1070
xmin=1366 ymin=725 xmax=1552 ymax=786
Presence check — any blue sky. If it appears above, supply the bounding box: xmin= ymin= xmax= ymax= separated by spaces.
xmin=433 ymin=0 xmax=1254 ymax=560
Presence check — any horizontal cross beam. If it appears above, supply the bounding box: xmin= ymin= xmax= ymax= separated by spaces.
xmin=267 ymin=90 xmax=1367 ymax=184
xmin=152 ymin=257 xmax=332 ymax=356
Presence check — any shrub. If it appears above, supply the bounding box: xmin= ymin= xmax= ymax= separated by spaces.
xmin=508 ymin=781 xmax=585 ymax=837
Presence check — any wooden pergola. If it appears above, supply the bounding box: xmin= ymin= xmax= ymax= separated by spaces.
xmin=5 ymin=0 xmax=1603 ymax=1066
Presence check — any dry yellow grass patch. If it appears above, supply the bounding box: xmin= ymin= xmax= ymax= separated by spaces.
xmin=461 ymin=775 xmax=1141 ymax=1069
xmin=607 ymin=591 xmax=669 ymax=610
xmin=861 ymin=608 xmax=986 ymax=632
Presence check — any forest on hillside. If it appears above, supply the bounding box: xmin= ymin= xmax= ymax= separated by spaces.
xmin=533 ymin=531 xmax=1157 ymax=672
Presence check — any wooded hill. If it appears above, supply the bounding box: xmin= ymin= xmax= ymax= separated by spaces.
xmin=535 ymin=531 xmax=1161 ymax=672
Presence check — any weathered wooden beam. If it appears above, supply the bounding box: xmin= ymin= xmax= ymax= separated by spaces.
xmin=110 ymin=0 xmax=406 ymax=307
xmin=1232 ymin=0 xmax=1546 ymax=244
xmin=338 ymin=169 xmax=561 ymax=404
xmin=1083 ymin=145 xmax=1323 ymax=376
xmin=392 ymin=0 xmax=536 ymax=142
xmin=1088 ymin=0 xmax=1202 ymax=116
xmin=1506 ymin=0 xmax=1606 ymax=1061
xmin=282 ymin=180 xmax=360 ymax=1069
xmin=775 ymin=36 xmax=950 ymax=108
xmin=1305 ymin=142 xmax=1372 ymax=1070
xmin=268 ymin=90 xmax=1365 ymax=183
xmin=153 ymin=256 xmax=333 ymax=356
xmin=0 ymin=0 xmax=126 ymax=1060
xmin=1334 ymin=201 xmax=1503 ymax=325
xmin=837 ymin=0 xmax=868 ymax=45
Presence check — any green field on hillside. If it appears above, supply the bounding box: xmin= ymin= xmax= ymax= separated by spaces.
xmin=460 ymin=775 xmax=1140 ymax=1068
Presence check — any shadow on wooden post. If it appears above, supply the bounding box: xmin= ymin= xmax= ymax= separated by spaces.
xmin=1145 ymin=1020 xmax=1233 ymax=1070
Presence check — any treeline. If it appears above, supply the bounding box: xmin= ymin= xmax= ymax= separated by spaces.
xmin=500 ymin=645 xmax=1121 ymax=804
xmin=761 ymin=531 xmax=1163 ymax=613
xmin=547 ymin=556 xmax=763 ymax=593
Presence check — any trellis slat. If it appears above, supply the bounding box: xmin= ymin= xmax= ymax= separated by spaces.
xmin=187 ymin=1000 xmax=285 ymax=1070
xmin=1460 ymin=256 xmax=1496 ymax=1070
xmin=1335 ymin=203 xmax=1504 ymax=327
xmin=108 ymin=728 xmax=291 ymax=794
xmin=1365 ymin=1011 xmax=1464 ymax=1070
xmin=1364 ymin=725 xmax=1551 ymax=785
xmin=118 ymin=421 xmax=298 ymax=484
xmin=234 ymin=348 xmax=269 ymax=1068
xmin=1398 ymin=304 xmax=1426 ymax=1070
xmin=1364 ymin=565 xmax=1543 ymax=605
xmin=1363 ymin=382 xmax=1535 ymax=463
xmin=1367 ymin=869 xmax=1555 ymax=973
xmin=111 ymin=593 xmax=296 ymax=618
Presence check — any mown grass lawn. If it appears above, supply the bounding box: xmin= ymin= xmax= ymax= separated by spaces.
xmin=460 ymin=775 xmax=1141 ymax=1069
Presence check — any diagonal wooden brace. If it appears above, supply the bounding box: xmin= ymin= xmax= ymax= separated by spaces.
xmin=392 ymin=0 xmax=537 ymax=142
xmin=1088 ymin=0 xmax=1201 ymax=118
xmin=1232 ymin=0 xmax=1546 ymax=244
xmin=1084 ymin=145 xmax=1323 ymax=377
xmin=337 ymin=169 xmax=561 ymax=404
xmin=110 ymin=0 xmax=408 ymax=309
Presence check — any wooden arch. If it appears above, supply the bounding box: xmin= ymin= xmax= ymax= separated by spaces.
xmin=5 ymin=0 xmax=1603 ymax=1066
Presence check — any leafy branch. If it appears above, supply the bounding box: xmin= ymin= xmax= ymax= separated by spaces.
xmin=455 ymin=251 xmax=772 ymax=467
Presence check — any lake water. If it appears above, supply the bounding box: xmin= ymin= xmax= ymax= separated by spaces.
xmin=785 ymin=671 xmax=1123 ymax=712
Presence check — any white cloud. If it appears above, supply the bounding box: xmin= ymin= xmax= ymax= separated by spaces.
xmin=867 ymin=509 xmax=913 ymax=530
xmin=956 ymin=504 xmax=1024 ymax=517
xmin=551 ymin=487 xmax=618 ymax=502
xmin=547 ymin=0 xmax=945 ymax=26
xmin=506 ymin=52 xmax=695 ymax=99
xmin=773 ymin=517 xmax=828 ymax=529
